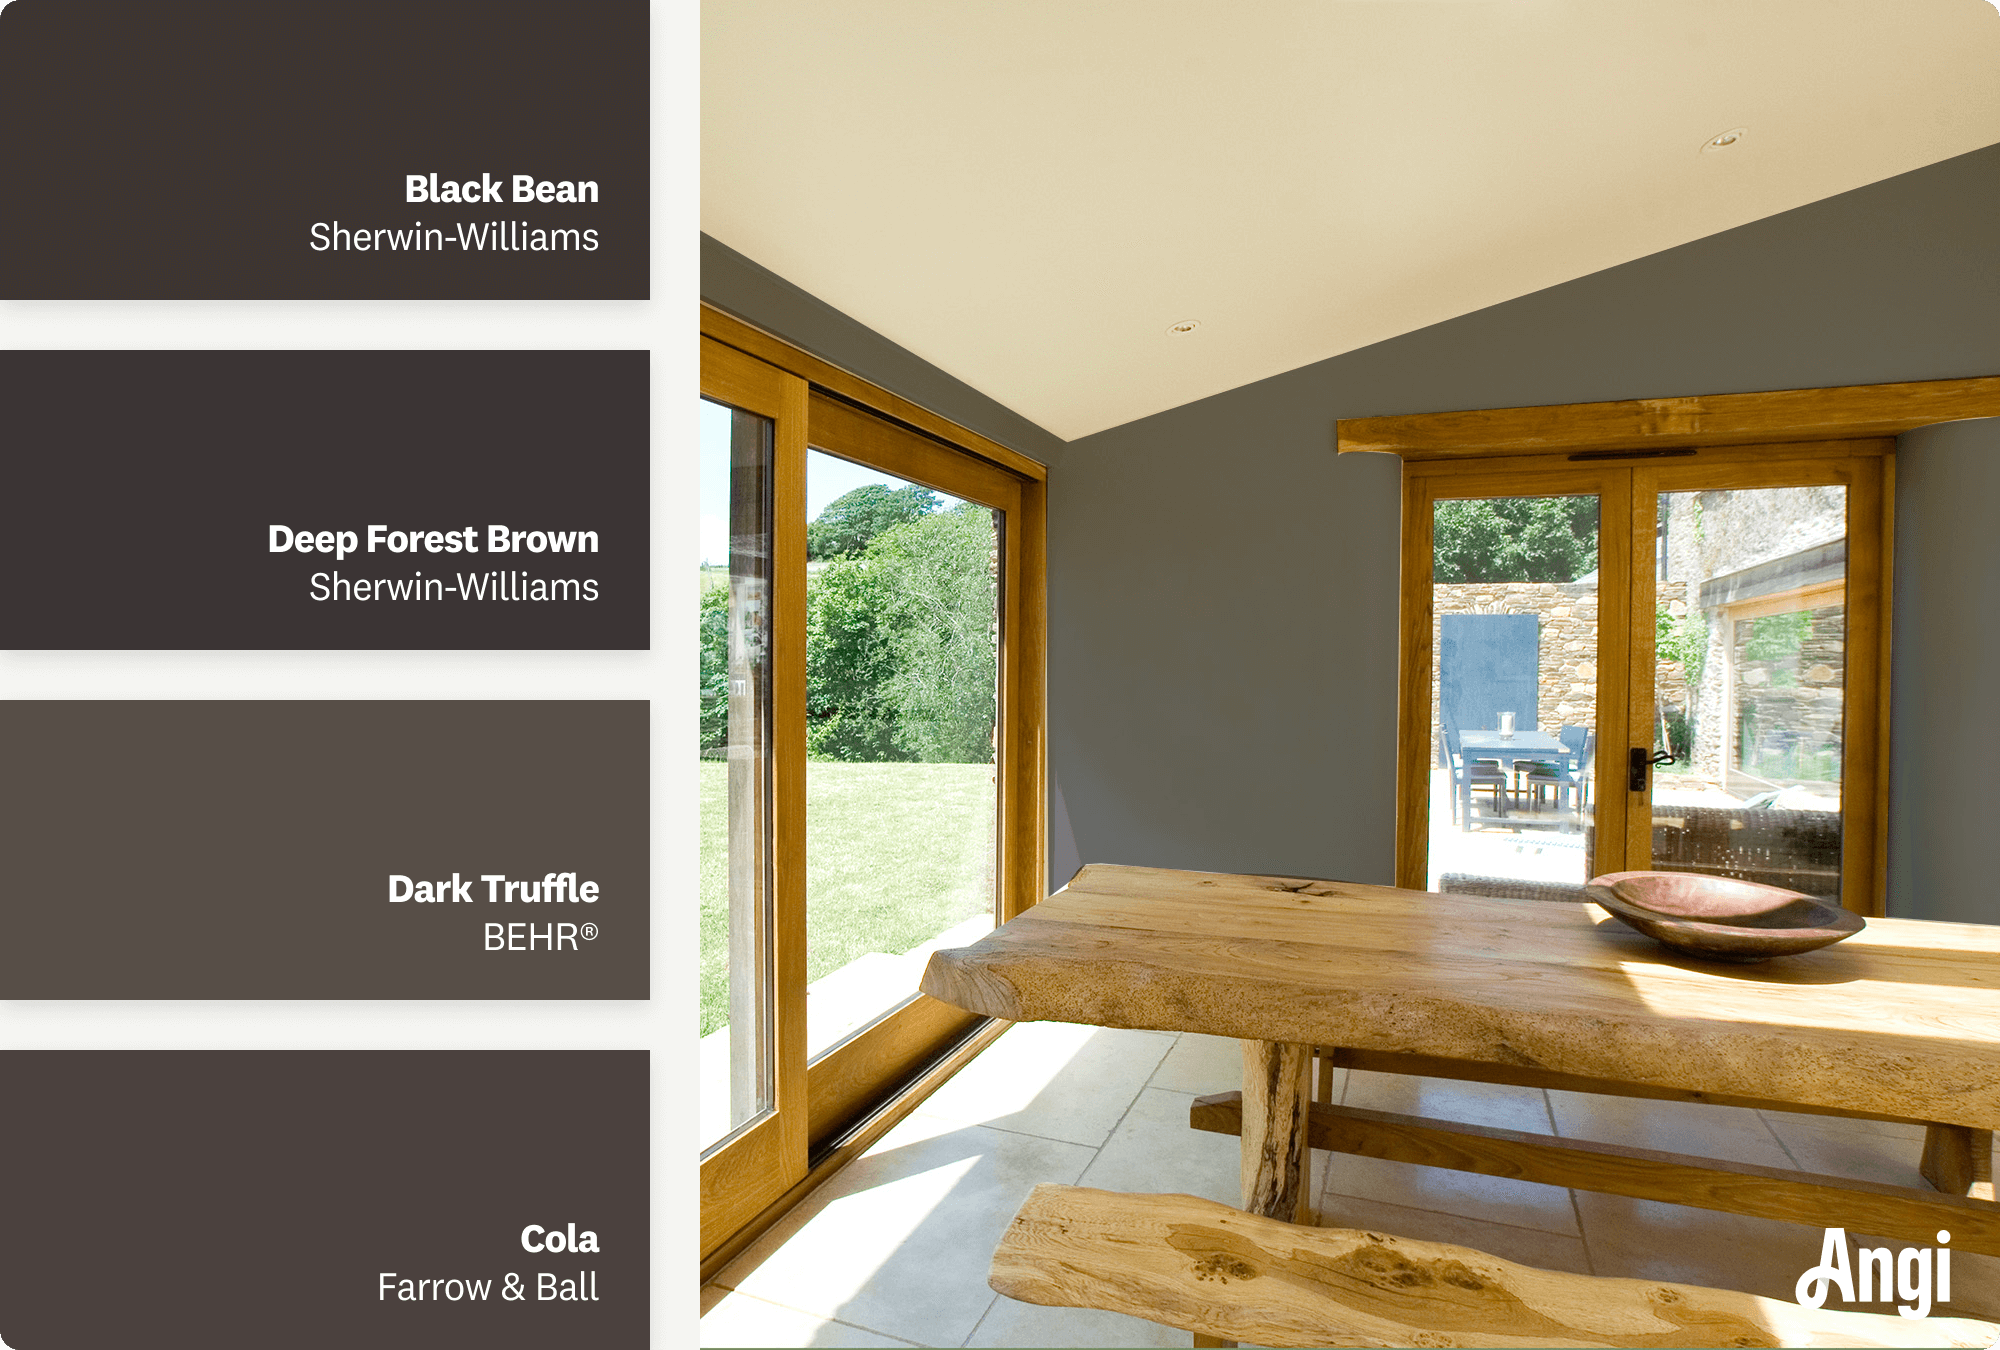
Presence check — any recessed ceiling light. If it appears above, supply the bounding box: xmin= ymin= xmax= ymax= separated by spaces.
xmin=1701 ymin=127 xmax=1747 ymax=153
xmin=1166 ymin=320 xmax=1200 ymax=335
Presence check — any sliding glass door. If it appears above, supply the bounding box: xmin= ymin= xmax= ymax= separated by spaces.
xmin=1402 ymin=450 xmax=1888 ymax=912
xmin=1624 ymin=457 xmax=1887 ymax=908
xmin=700 ymin=328 xmax=1046 ymax=1262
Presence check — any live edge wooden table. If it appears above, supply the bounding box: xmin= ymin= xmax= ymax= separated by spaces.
xmin=921 ymin=864 xmax=2000 ymax=1273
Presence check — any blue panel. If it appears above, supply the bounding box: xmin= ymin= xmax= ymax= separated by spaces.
xmin=1440 ymin=614 xmax=1540 ymax=740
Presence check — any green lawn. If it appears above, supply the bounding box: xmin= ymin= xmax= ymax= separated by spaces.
xmin=699 ymin=760 xmax=996 ymax=1035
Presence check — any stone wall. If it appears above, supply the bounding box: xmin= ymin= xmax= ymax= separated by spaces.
xmin=1430 ymin=579 xmax=1689 ymax=762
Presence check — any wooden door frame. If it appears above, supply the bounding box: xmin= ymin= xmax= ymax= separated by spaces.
xmin=1629 ymin=453 xmax=1890 ymax=914
xmin=700 ymin=304 xmax=1049 ymax=1264
xmin=1352 ymin=374 xmax=2000 ymax=915
xmin=699 ymin=336 xmax=811 ymax=1257
xmin=1397 ymin=463 xmax=1633 ymax=896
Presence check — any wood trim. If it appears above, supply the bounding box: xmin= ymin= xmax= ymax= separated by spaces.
xmin=703 ymin=1017 xmax=1010 ymax=1279
xmin=1875 ymin=454 xmax=1896 ymax=921
xmin=1842 ymin=457 xmax=1890 ymax=918
xmin=702 ymin=304 xmax=1048 ymax=483
xmin=807 ymin=995 xmax=982 ymax=1147
xmin=1004 ymin=476 xmax=1049 ymax=920
xmin=805 ymin=392 xmax=1024 ymax=512
xmin=771 ymin=358 xmax=814 ymax=1181
xmin=698 ymin=339 xmax=814 ymax=1255
xmin=1192 ymin=1094 xmax=2000 ymax=1256
xmin=1393 ymin=472 xmax=1433 ymax=890
xmin=1339 ymin=376 xmax=2000 ymax=458
xmin=1627 ymin=464 xmax=1661 ymax=869
xmin=1401 ymin=437 xmax=1895 ymax=480
xmin=698 ymin=1111 xmax=791 ymax=1258
xmin=1598 ymin=468 xmax=1634 ymax=875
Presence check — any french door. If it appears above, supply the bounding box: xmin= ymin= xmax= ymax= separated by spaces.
xmin=1400 ymin=447 xmax=1890 ymax=914
xmin=699 ymin=323 xmax=1046 ymax=1261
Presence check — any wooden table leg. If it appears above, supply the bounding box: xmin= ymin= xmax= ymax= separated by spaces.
xmin=1921 ymin=1123 xmax=1996 ymax=1201
xmin=1193 ymin=1041 xmax=1313 ymax=1348
xmin=1241 ymin=1039 xmax=1314 ymax=1222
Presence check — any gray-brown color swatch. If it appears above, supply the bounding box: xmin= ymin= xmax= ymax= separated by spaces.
xmin=0 ymin=702 xmax=648 ymax=997
xmin=0 ymin=1052 xmax=648 ymax=1348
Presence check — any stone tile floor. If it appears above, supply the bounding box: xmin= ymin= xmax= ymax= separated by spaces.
xmin=702 ymin=1022 xmax=1999 ymax=1347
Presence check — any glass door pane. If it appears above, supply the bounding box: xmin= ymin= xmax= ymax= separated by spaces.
xmin=1428 ymin=494 xmax=1602 ymax=901
xmin=1649 ymin=486 xmax=1847 ymax=900
xmin=699 ymin=394 xmax=775 ymax=1154
xmin=802 ymin=449 xmax=999 ymax=1061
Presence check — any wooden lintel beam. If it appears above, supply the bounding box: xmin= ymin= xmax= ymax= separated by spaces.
xmin=1190 ymin=1093 xmax=2000 ymax=1256
xmin=1336 ymin=375 xmax=2000 ymax=458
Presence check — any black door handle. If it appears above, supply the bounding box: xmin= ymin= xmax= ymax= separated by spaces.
xmin=1629 ymin=746 xmax=1674 ymax=792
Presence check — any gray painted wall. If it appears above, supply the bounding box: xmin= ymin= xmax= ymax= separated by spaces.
xmin=705 ymin=140 xmax=2000 ymax=895
xmin=1887 ymin=418 xmax=2000 ymax=923
xmin=1053 ymin=142 xmax=2000 ymax=888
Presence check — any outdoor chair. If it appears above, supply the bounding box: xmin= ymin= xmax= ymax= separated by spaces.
xmin=989 ymin=1183 xmax=1994 ymax=1348
xmin=1440 ymin=728 xmax=1510 ymax=826
xmin=1522 ymin=724 xmax=1593 ymax=823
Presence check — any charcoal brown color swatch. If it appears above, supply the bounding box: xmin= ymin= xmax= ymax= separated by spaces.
xmin=0 ymin=0 xmax=648 ymax=298
xmin=0 ymin=351 xmax=649 ymax=650
xmin=0 ymin=702 xmax=649 ymax=998
xmin=0 ymin=1052 xmax=648 ymax=1349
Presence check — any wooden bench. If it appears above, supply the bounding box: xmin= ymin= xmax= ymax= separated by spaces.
xmin=990 ymin=1183 xmax=2000 ymax=1348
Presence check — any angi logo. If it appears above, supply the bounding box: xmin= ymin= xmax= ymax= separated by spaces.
xmin=1795 ymin=1227 xmax=1951 ymax=1319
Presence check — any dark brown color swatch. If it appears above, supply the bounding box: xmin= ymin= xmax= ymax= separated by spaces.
xmin=0 ymin=351 xmax=649 ymax=650
xmin=0 ymin=1052 xmax=648 ymax=1349
xmin=0 ymin=0 xmax=648 ymax=298
xmin=0 ymin=702 xmax=649 ymax=998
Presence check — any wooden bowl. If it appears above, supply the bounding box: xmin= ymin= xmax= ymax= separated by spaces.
xmin=1583 ymin=871 xmax=1864 ymax=963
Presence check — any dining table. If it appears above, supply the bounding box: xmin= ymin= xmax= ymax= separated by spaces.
xmin=1458 ymin=728 xmax=1577 ymax=776
xmin=920 ymin=863 xmax=2000 ymax=1280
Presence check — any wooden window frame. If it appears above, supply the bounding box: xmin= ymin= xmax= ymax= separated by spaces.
xmin=1347 ymin=375 xmax=2000 ymax=918
xmin=699 ymin=304 xmax=1048 ymax=1266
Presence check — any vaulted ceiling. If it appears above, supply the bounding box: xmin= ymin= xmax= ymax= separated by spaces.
xmin=704 ymin=2 xmax=2000 ymax=440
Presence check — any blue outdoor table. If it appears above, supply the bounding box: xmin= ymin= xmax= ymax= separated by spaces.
xmin=1458 ymin=729 xmax=1575 ymax=772
xmin=1458 ymin=729 xmax=1578 ymax=823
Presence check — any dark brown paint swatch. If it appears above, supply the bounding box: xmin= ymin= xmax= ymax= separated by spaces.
xmin=0 ymin=702 xmax=648 ymax=998
xmin=0 ymin=1052 xmax=648 ymax=1349
xmin=0 ymin=351 xmax=650 ymax=650
xmin=0 ymin=0 xmax=648 ymax=298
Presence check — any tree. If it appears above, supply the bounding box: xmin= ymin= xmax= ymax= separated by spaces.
xmin=805 ymin=554 xmax=909 ymax=760
xmin=806 ymin=483 xmax=940 ymax=560
xmin=871 ymin=505 xmax=998 ymax=763
xmin=802 ymin=503 xmax=997 ymax=764
xmin=1433 ymin=497 xmax=1598 ymax=582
